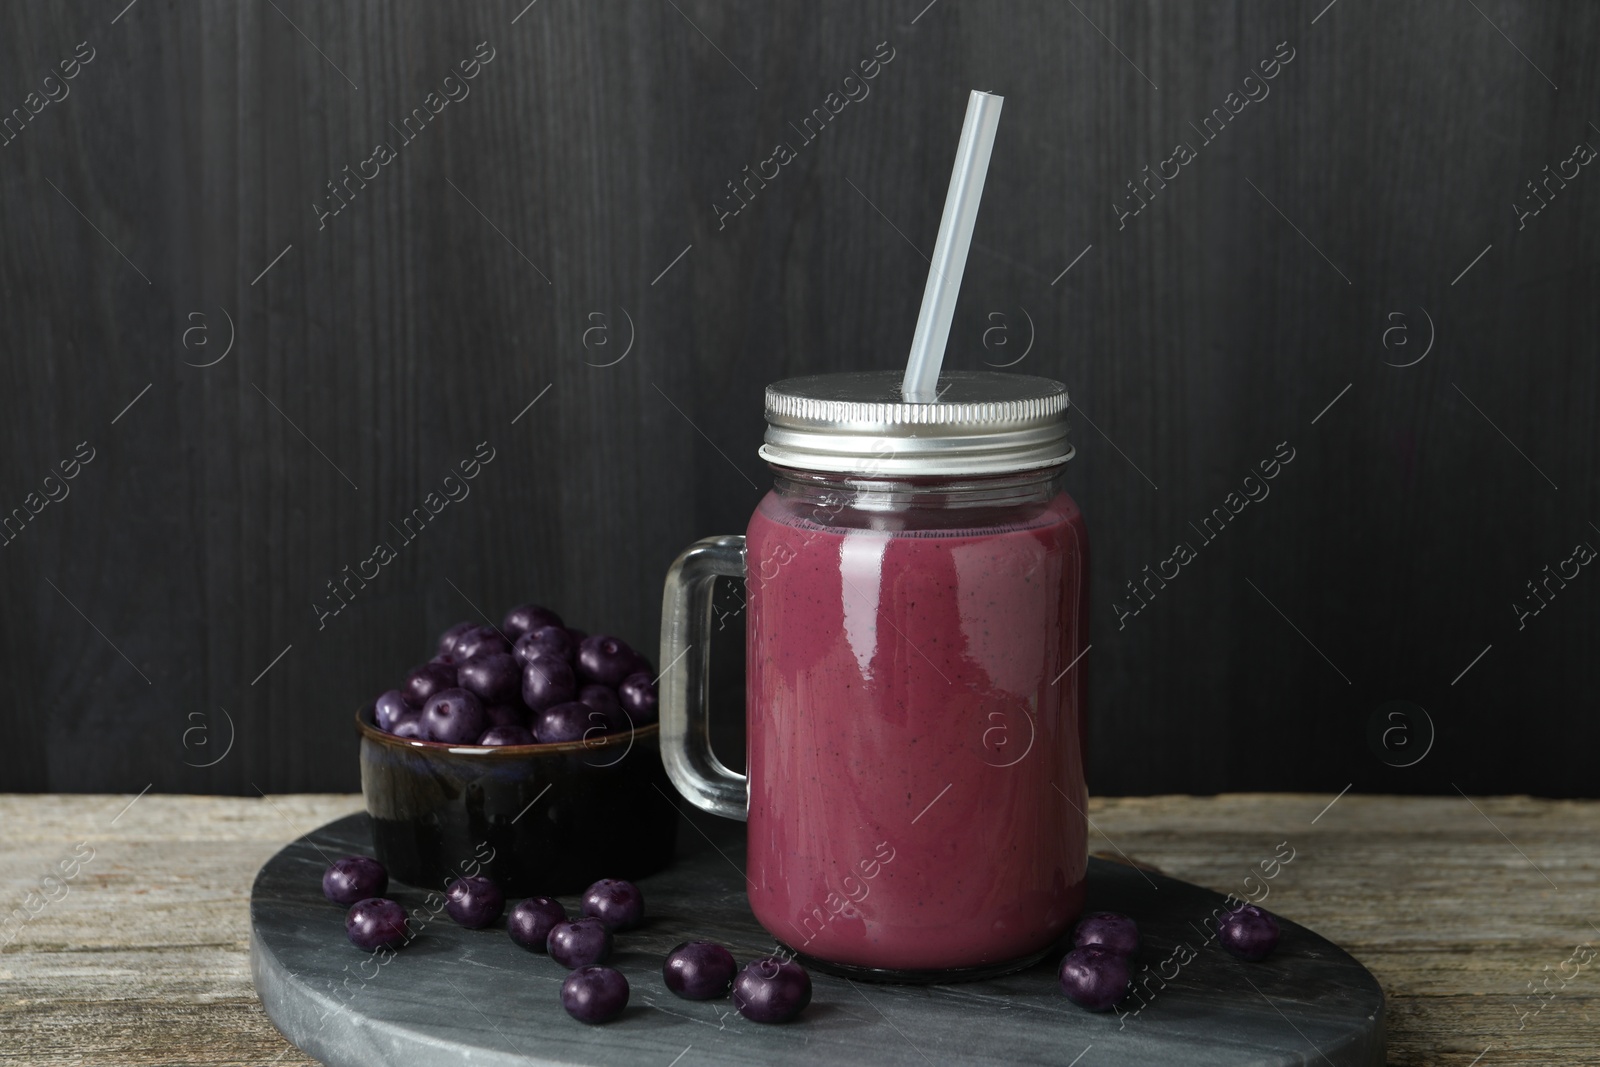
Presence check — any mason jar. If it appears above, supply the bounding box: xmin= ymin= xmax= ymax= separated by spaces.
xmin=661 ymin=370 xmax=1088 ymax=981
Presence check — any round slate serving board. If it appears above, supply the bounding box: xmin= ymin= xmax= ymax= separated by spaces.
xmin=251 ymin=814 xmax=1383 ymax=1066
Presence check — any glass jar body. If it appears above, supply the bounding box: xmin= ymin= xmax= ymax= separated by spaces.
xmin=743 ymin=465 xmax=1090 ymax=978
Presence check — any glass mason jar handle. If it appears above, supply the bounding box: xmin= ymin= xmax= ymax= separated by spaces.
xmin=659 ymin=534 xmax=748 ymax=821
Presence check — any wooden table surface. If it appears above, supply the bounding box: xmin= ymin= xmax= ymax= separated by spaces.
xmin=1 ymin=793 xmax=1594 ymax=1066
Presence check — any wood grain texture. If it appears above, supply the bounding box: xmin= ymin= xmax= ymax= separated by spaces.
xmin=0 ymin=1 xmax=1596 ymax=797
xmin=2 ymin=793 xmax=1597 ymax=1064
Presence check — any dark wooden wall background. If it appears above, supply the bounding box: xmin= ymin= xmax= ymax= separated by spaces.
xmin=1 ymin=0 xmax=1595 ymax=797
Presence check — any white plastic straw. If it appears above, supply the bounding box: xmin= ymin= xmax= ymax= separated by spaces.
xmin=901 ymin=90 xmax=1004 ymax=403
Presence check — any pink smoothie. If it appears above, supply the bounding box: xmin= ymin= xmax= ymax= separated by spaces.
xmin=744 ymin=488 xmax=1089 ymax=972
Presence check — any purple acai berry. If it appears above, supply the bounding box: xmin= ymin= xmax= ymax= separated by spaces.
xmin=374 ymin=689 xmax=413 ymax=732
xmin=422 ymin=688 xmax=487 ymax=744
xmin=405 ymin=662 xmax=458 ymax=706
xmin=1073 ymin=911 xmax=1140 ymax=957
xmin=522 ymin=658 xmax=578 ymax=714
xmin=478 ymin=724 xmax=535 ymax=746
xmin=437 ymin=621 xmax=476 ymax=658
xmin=515 ymin=624 xmax=576 ymax=667
xmin=484 ymin=702 xmax=528 ymax=730
xmin=345 ymin=898 xmax=408 ymax=951
xmin=562 ymin=965 xmax=629 ymax=1024
xmin=322 ymin=856 xmax=388 ymax=906
xmin=732 ymin=957 xmax=812 ymax=1023
xmin=453 ymin=625 xmax=511 ymax=662
xmin=581 ymin=878 xmax=644 ymax=931
xmin=1217 ymin=903 xmax=1280 ymax=961
xmin=547 ymin=917 xmax=613 ymax=969
xmin=1058 ymin=945 xmax=1131 ymax=1011
xmin=578 ymin=683 xmax=621 ymax=715
xmin=578 ymin=685 xmax=629 ymax=733
xmin=664 ymin=940 xmax=737 ymax=1000
xmin=533 ymin=700 xmax=600 ymax=744
xmin=445 ymin=875 xmax=505 ymax=929
xmin=575 ymin=635 xmax=639 ymax=688
xmin=390 ymin=710 xmax=426 ymax=739
xmin=458 ymin=651 xmax=521 ymax=703
xmin=508 ymin=896 xmax=567 ymax=951
xmin=617 ymin=672 xmax=658 ymax=725
xmin=502 ymin=602 xmax=564 ymax=639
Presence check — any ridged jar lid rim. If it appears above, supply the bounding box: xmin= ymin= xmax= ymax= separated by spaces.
xmin=763 ymin=371 xmax=1068 ymax=423
xmin=759 ymin=370 xmax=1073 ymax=476
xmin=765 ymin=384 xmax=1069 ymax=425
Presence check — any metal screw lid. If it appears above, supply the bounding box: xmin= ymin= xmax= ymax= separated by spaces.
xmin=758 ymin=370 xmax=1073 ymax=476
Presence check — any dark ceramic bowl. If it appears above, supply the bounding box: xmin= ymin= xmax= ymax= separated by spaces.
xmin=356 ymin=706 xmax=677 ymax=896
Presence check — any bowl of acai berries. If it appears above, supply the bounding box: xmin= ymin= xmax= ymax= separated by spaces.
xmin=356 ymin=602 xmax=677 ymax=895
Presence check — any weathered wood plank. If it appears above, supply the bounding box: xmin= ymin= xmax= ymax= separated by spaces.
xmin=3 ymin=794 xmax=1596 ymax=1064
